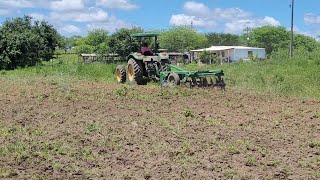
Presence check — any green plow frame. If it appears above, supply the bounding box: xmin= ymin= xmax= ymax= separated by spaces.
xmin=160 ymin=64 xmax=226 ymax=89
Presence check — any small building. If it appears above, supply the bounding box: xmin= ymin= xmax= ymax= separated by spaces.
xmin=78 ymin=53 xmax=124 ymax=64
xmin=168 ymin=52 xmax=190 ymax=64
xmin=190 ymin=46 xmax=266 ymax=64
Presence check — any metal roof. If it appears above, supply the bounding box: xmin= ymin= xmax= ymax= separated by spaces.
xmin=130 ymin=33 xmax=159 ymax=37
xmin=191 ymin=46 xmax=265 ymax=52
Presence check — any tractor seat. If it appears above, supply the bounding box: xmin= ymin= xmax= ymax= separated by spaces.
xmin=141 ymin=47 xmax=154 ymax=56
xmin=143 ymin=51 xmax=154 ymax=56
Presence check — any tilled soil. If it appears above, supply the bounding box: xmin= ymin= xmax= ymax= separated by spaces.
xmin=0 ymin=77 xmax=319 ymax=180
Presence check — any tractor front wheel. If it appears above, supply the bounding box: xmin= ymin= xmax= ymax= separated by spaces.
xmin=168 ymin=72 xmax=180 ymax=86
xmin=116 ymin=65 xmax=126 ymax=84
xmin=127 ymin=58 xmax=143 ymax=85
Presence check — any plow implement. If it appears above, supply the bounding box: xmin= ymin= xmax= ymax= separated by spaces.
xmin=160 ymin=64 xmax=226 ymax=89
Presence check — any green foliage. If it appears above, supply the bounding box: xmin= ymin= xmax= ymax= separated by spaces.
xmin=199 ymin=51 xmax=219 ymax=64
xmin=72 ymin=29 xmax=109 ymax=54
xmin=5 ymin=54 xmax=117 ymax=82
xmin=245 ymin=155 xmax=257 ymax=166
xmin=74 ymin=44 xmax=94 ymax=54
xmin=228 ymin=145 xmax=240 ymax=155
xmin=206 ymin=33 xmax=243 ymax=46
xmin=159 ymin=26 xmax=208 ymax=52
xmin=108 ymin=27 xmax=144 ymax=57
xmin=61 ymin=35 xmax=82 ymax=50
xmin=249 ymin=26 xmax=290 ymax=55
xmin=85 ymin=122 xmax=100 ymax=134
xmin=86 ymin=29 xmax=109 ymax=53
xmin=248 ymin=26 xmax=320 ymax=55
xmin=114 ymin=85 xmax=129 ymax=97
xmin=185 ymin=48 xmax=320 ymax=99
xmin=0 ymin=16 xmax=60 ymax=70
xmin=293 ymin=34 xmax=319 ymax=52
xmin=86 ymin=29 xmax=109 ymax=47
xmin=184 ymin=110 xmax=194 ymax=118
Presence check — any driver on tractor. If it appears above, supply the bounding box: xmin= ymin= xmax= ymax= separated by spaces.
xmin=141 ymin=42 xmax=153 ymax=56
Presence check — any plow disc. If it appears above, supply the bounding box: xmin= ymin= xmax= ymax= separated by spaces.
xmin=188 ymin=76 xmax=225 ymax=89
xmin=160 ymin=64 xmax=226 ymax=90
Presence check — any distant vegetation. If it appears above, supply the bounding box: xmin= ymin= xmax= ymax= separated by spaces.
xmin=0 ymin=16 xmax=60 ymax=70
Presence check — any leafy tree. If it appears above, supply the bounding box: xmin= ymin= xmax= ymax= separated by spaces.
xmin=86 ymin=29 xmax=109 ymax=46
xmin=108 ymin=27 xmax=144 ymax=57
xmin=205 ymin=33 xmax=243 ymax=46
xmin=248 ymin=26 xmax=290 ymax=55
xmin=159 ymin=26 xmax=208 ymax=52
xmin=0 ymin=16 xmax=59 ymax=70
xmin=74 ymin=44 xmax=94 ymax=54
xmin=248 ymin=26 xmax=320 ymax=55
xmin=293 ymin=34 xmax=320 ymax=52
xmin=59 ymin=35 xmax=82 ymax=53
xmin=33 ymin=20 xmax=61 ymax=60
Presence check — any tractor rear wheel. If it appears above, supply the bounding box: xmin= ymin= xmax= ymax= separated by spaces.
xmin=168 ymin=72 xmax=180 ymax=86
xmin=116 ymin=65 xmax=126 ymax=84
xmin=127 ymin=58 xmax=143 ymax=85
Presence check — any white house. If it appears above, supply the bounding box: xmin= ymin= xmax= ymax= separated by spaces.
xmin=190 ymin=46 xmax=266 ymax=63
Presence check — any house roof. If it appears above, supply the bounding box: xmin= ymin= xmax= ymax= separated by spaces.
xmin=191 ymin=46 xmax=265 ymax=52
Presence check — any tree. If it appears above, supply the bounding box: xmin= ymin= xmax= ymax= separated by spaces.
xmin=108 ymin=27 xmax=144 ymax=57
xmin=248 ymin=26 xmax=290 ymax=55
xmin=159 ymin=26 xmax=208 ymax=52
xmin=86 ymin=29 xmax=109 ymax=53
xmin=293 ymin=34 xmax=320 ymax=52
xmin=33 ymin=20 xmax=61 ymax=60
xmin=205 ymin=33 xmax=243 ymax=46
xmin=248 ymin=26 xmax=320 ymax=55
xmin=86 ymin=29 xmax=109 ymax=46
xmin=0 ymin=16 xmax=59 ymax=70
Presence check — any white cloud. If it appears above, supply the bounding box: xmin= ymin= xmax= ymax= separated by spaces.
xmin=225 ymin=16 xmax=280 ymax=33
xmin=262 ymin=16 xmax=281 ymax=26
xmin=213 ymin=8 xmax=251 ymax=21
xmin=169 ymin=14 xmax=216 ymax=28
xmin=50 ymin=0 xmax=86 ymax=12
xmin=59 ymin=24 xmax=81 ymax=34
xmin=0 ymin=0 xmax=34 ymax=8
xmin=96 ymin=0 xmax=138 ymax=10
xmin=0 ymin=0 xmax=135 ymax=36
xmin=87 ymin=16 xmax=132 ymax=32
xmin=183 ymin=1 xmax=210 ymax=17
xmin=29 ymin=13 xmax=46 ymax=21
xmin=170 ymin=1 xmax=280 ymax=34
xmin=0 ymin=9 xmax=10 ymax=15
xmin=50 ymin=8 xmax=109 ymax=22
xmin=304 ymin=13 xmax=320 ymax=25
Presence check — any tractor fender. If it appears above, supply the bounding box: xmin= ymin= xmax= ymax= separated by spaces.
xmin=157 ymin=52 xmax=169 ymax=61
xmin=128 ymin=53 xmax=143 ymax=61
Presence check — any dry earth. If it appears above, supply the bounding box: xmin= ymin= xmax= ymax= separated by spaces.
xmin=0 ymin=76 xmax=319 ymax=179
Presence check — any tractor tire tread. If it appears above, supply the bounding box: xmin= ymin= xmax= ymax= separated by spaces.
xmin=128 ymin=59 xmax=143 ymax=85
xmin=116 ymin=65 xmax=126 ymax=84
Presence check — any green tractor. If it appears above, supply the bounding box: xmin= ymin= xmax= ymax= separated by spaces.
xmin=115 ymin=33 xmax=169 ymax=85
xmin=115 ymin=32 xmax=226 ymax=89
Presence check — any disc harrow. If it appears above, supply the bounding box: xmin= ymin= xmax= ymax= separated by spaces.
xmin=160 ymin=64 xmax=225 ymax=89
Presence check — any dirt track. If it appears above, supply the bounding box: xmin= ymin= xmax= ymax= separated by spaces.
xmin=0 ymin=77 xmax=319 ymax=179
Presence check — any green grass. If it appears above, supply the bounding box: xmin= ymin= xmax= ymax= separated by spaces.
xmin=185 ymin=57 xmax=320 ymax=99
xmin=1 ymin=53 xmax=320 ymax=99
xmin=1 ymin=54 xmax=118 ymax=82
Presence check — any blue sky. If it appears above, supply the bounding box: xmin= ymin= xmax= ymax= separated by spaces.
xmin=0 ymin=0 xmax=319 ymax=39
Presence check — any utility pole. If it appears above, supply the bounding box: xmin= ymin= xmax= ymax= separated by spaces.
xmin=191 ymin=20 xmax=194 ymax=29
xmin=289 ymin=0 xmax=294 ymax=58
xmin=244 ymin=27 xmax=250 ymax=46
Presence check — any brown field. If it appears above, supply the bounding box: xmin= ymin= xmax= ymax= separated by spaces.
xmin=0 ymin=76 xmax=319 ymax=179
